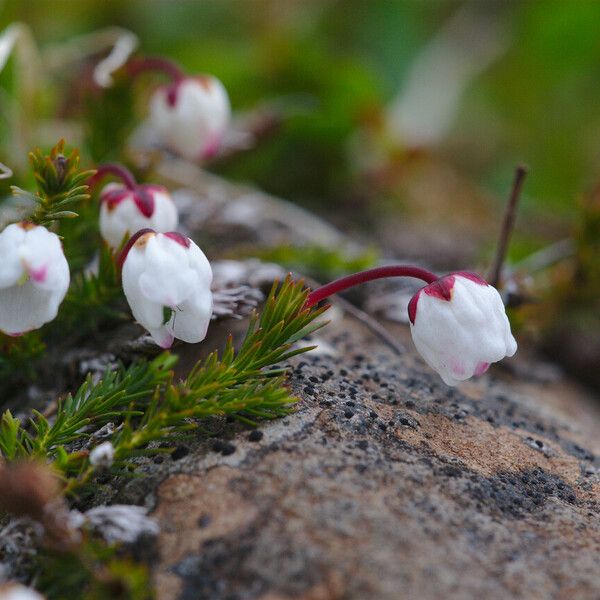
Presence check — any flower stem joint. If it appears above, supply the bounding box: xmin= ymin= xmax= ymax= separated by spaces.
xmin=119 ymin=229 xmax=213 ymax=349
xmin=306 ymin=267 xmax=517 ymax=386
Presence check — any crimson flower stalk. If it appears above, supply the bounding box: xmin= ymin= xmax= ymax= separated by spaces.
xmin=126 ymin=56 xmax=186 ymax=84
xmin=305 ymin=266 xmax=438 ymax=308
xmin=305 ymin=266 xmax=517 ymax=386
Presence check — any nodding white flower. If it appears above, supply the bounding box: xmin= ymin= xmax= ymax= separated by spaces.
xmin=0 ymin=222 xmax=69 ymax=336
xmin=99 ymin=183 xmax=178 ymax=249
xmin=120 ymin=229 xmax=213 ymax=348
xmin=89 ymin=441 xmax=115 ymax=468
xmin=149 ymin=75 xmax=231 ymax=161
xmin=408 ymin=271 xmax=517 ymax=386
xmin=0 ymin=583 xmax=45 ymax=600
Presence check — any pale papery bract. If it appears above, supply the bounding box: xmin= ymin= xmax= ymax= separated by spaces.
xmin=89 ymin=441 xmax=115 ymax=468
xmin=149 ymin=76 xmax=231 ymax=161
xmin=121 ymin=231 xmax=213 ymax=348
xmin=408 ymin=273 xmax=517 ymax=386
xmin=99 ymin=183 xmax=178 ymax=249
xmin=0 ymin=223 xmax=70 ymax=336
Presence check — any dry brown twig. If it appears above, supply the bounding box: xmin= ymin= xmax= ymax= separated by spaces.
xmin=488 ymin=164 xmax=528 ymax=288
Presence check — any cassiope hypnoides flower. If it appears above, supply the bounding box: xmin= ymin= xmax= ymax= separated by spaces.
xmin=408 ymin=271 xmax=517 ymax=386
xmin=100 ymin=182 xmax=178 ymax=249
xmin=0 ymin=222 xmax=70 ymax=336
xmin=304 ymin=265 xmax=517 ymax=387
xmin=149 ymin=75 xmax=231 ymax=161
xmin=120 ymin=229 xmax=213 ymax=348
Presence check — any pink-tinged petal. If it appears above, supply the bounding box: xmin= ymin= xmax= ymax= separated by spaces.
xmin=28 ymin=263 xmax=48 ymax=283
xmin=452 ymin=363 xmax=466 ymax=377
xmin=200 ymin=133 xmax=222 ymax=161
xmin=164 ymin=232 xmax=191 ymax=248
xmin=474 ymin=361 xmax=490 ymax=376
xmin=158 ymin=333 xmax=174 ymax=349
xmin=149 ymin=327 xmax=174 ymax=349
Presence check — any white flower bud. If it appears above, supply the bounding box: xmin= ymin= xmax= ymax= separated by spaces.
xmin=0 ymin=223 xmax=70 ymax=336
xmin=121 ymin=230 xmax=213 ymax=348
xmin=408 ymin=272 xmax=517 ymax=386
xmin=89 ymin=441 xmax=115 ymax=468
xmin=99 ymin=183 xmax=178 ymax=249
xmin=149 ymin=75 xmax=231 ymax=161
xmin=0 ymin=583 xmax=45 ymax=600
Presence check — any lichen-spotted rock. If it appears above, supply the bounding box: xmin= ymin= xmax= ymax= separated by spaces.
xmin=145 ymin=307 xmax=600 ymax=600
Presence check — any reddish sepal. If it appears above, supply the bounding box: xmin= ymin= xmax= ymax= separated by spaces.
xmin=451 ymin=271 xmax=488 ymax=286
xmin=164 ymin=231 xmax=191 ymax=248
xmin=408 ymin=290 xmax=421 ymax=325
xmin=117 ymin=228 xmax=155 ymax=271
xmin=101 ymin=184 xmax=167 ymax=218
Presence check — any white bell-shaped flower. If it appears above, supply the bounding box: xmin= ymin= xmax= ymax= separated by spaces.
xmin=408 ymin=271 xmax=517 ymax=386
xmin=149 ymin=75 xmax=231 ymax=161
xmin=0 ymin=583 xmax=45 ymax=600
xmin=99 ymin=183 xmax=178 ymax=249
xmin=121 ymin=229 xmax=213 ymax=348
xmin=0 ymin=222 xmax=70 ymax=336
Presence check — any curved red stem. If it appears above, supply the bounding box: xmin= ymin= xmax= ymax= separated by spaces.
xmin=88 ymin=163 xmax=137 ymax=191
xmin=127 ymin=56 xmax=186 ymax=83
xmin=305 ymin=266 xmax=438 ymax=308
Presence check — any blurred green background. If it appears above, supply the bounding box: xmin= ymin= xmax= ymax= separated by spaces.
xmin=1 ymin=0 xmax=600 ymax=386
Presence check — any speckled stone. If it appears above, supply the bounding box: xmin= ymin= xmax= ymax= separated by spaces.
xmin=132 ymin=309 xmax=599 ymax=600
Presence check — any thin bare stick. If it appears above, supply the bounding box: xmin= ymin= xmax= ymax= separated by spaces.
xmin=488 ymin=164 xmax=528 ymax=288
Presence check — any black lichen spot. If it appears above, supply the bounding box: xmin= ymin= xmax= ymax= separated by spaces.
xmin=212 ymin=440 xmax=236 ymax=456
xmin=439 ymin=465 xmax=463 ymax=478
xmin=468 ymin=467 xmax=577 ymax=518
xmin=398 ymin=415 xmax=420 ymax=429
xmin=357 ymin=440 xmax=368 ymax=450
xmin=171 ymin=446 xmax=190 ymax=460
xmin=248 ymin=430 xmax=263 ymax=442
xmin=197 ymin=514 xmax=211 ymax=528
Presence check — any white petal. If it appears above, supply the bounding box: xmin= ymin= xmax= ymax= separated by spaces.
xmin=168 ymin=289 xmax=213 ymax=344
xmin=148 ymin=325 xmax=174 ymax=349
xmin=137 ymin=235 xmax=199 ymax=307
xmin=0 ymin=280 xmax=62 ymax=335
xmin=0 ymin=223 xmax=26 ymax=288
xmin=99 ymin=186 xmax=178 ymax=249
xmin=410 ymin=274 xmax=516 ymax=386
xmin=122 ymin=247 xmax=165 ymax=330
xmin=19 ymin=226 xmax=70 ymax=292
xmin=0 ymin=583 xmax=45 ymax=600
xmin=149 ymin=76 xmax=231 ymax=161
xmin=121 ymin=232 xmax=213 ymax=347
